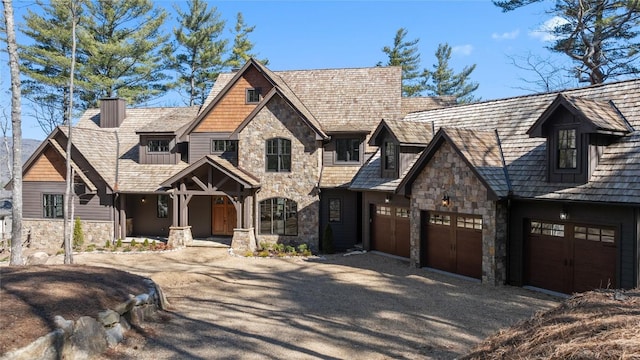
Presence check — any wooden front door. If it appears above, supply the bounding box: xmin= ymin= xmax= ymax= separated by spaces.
xmin=212 ymin=196 xmax=236 ymax=236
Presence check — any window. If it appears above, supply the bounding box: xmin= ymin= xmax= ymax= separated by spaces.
xmin=266 ymin=138 xmax=291 ymax=172
xmin=557 ymin=129 xmax=577 ymax=169
xmin=376 ymin=206 xmax=391 ymax=216
xmin=336 ymin=138 xmax=360 ymax=162
xmin=148 ymin=139 xmax=170 ymax=153
xmin=246 ymin=88 xmax=261 ymax=103
xmin=260 ymin=198 xmax=297 ymax=235
xmin=429 ymin=213 xmax=451 ymax=226
xmin=575 ymin=225 xmax=615 ymax=244
xmin=530 ymin=221 xmax=565 ymax=237
xmin=211 ymin=140 xmax=237 ymax=153
xmin=157 ymin=195 xmax=169 ymax=218
xmin=329 ymin=198 xmax=341 ymax=222
xmin=383 ymin=141 xmax=396 ymax=170
xmin=457 ymin=216 xmax=482 ymax=230
xmin=43 ymin=194 xmax=64 ymax=219
xmin=396 ymin=208 xmax=410 ymax=218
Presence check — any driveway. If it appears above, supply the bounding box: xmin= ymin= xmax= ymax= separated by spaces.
xmin=68 ymin=246 xmax=558 ymax=359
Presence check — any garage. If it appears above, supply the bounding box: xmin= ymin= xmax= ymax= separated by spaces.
xmin=525 ymin=220 xmax=617 ymax=294
xmin=371 ymin=204 xmax=410 ymax=258
xmin=420 ymin=212 xmax=482 ymax=279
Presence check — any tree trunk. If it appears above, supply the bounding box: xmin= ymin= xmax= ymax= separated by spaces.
xmin=63 ymin=0 xmax=78 ymax=264
xmin=3 ymin=0 xmax=24 ymax=265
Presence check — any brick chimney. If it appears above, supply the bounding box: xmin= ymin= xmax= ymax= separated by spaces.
xmin=99 ymin=98 xmax=126 ymax=128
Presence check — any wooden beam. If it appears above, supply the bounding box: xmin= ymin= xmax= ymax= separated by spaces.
xmin=191 ymin=175 xmax=208 ymax=191
xmin=213 ymin=176 xmax=229 ymax=191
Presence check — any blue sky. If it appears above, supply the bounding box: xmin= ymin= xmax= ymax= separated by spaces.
xmin=3 ymin=0 xmax=574 ymax=140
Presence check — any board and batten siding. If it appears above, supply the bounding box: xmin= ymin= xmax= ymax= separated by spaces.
xmin=188 ymin=132 xmax=237 ymax=164
xmin=509 ymin=199 xmax=637 ymax=289
xmin=319 ymin=189 xmax=359 ymax=251
xmin=23 ymin=181 xmax=113 ymax=221
xmin=322 ymin=136 xmax=365 ymax=166
xmin=139 ymin=135 xmax=179 ymax=165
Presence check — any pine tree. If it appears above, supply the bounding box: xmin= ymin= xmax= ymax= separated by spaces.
xmin=423 ymin=43 xmax=480 ymax=103
xmin=19 ymin=0 xmax=81 ymax=131
xmin=494 ymin=0 xmax=640 ymax=84
xmin=80 ymin=0 xmax=171 ymax=107
xmin=171 ymin=0 xmax=227 ymax=106
xmin=226 ymin=12 xmax=268 ymax=69
xmin=380 ymin=28 xmax=424 ymax=97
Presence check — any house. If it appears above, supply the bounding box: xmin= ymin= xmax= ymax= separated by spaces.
xmin=352 ymin=79 xmax=639 ymax=293
xmin=16 ymin=59 xmax=449 ymax=252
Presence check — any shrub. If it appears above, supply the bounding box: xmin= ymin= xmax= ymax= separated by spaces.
xmin=143 ymin=238 xmax=150 ymax=248
xmin=116 ymin=238 xmax=123 ymax=248
xmin=244 ymin=250 xmax=254 ymax=257
xmin=122 ymin=246 xmax=132 ymax=252
xmin=104 ymin=240 xmax=111 ymax=249
xmin=275 ymin=243 xmax=285 ymax=253
xmin=86 ymin=244 xmax=96 ymax=252
xmin=151 ymin=240 xmax=157 ymax=249
xmin=285 ymin=245 xmax=296 ymax=254
xmin=130 ymin=239 xmax=137 ymax=247
xmin=258 ymin=250 xmax=270 ymax=257
xmin=322 ymin=223 xmax=335 ymax=254
xmin=73 ymin=217 xmax=85 ymax=249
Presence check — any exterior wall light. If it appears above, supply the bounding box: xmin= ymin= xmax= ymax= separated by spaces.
xmin=560 ymin=208 xmax=569 ymax=220
xmin=384 ymin=195 xmax=391 ymax=203
xmin=141 ymin=196 xmax=146 ymax=204
xmin=441 ymin=194 xmax=450 ymax=207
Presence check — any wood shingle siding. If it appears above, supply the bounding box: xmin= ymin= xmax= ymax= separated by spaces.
xmin=23 ymin=147 xmax=66 ymax=182
xmin=195 ymin=66 xmax=274 ymax=133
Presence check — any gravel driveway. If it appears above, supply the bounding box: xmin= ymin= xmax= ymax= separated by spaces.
xmin=67 ymin=245 xmax=558 ymax=359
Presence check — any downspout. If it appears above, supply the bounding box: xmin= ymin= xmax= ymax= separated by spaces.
xmin=113 ymin=130 xmax=120 ymax=242
xmin=495 ymin=129 xmax=513 ymax=285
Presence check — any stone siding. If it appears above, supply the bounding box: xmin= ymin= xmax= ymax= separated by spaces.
xmin=22 ymin=218 xmax=113 ymax=250
xmin=238 ymin=96 xmax=320 ymax=250
xmin=409 ymin=142 xmax=506 ymax=285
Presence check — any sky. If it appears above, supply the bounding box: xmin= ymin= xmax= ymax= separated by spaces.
xmin=2 ymin=0 xmax=575 ymax=140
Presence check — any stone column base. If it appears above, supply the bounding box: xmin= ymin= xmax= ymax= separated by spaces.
xmin=231 ymin=228 xmax=257 ymax=253
xmin=168 ymin=226 xmax=193 ymax=248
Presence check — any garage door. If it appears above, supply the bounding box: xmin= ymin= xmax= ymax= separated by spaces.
xmin=371 ymin=205 xmax=410 ymax=258
xmin=421 ymin=212 xmax=482 ymax=279
xmin=525 ymin=220 xmax=617 ymax=294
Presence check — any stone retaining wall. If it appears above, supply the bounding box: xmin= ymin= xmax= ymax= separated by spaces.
xmin=0 ymin=279 xmax=166 ymax=360
xmin=22 ymin=219 xmax=113 ymax=250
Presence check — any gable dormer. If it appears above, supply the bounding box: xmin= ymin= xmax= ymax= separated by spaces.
xmin=527 ymin=93 xmax=632 ymax=184
xmin=369 ymin=119 xmax=434 ymax=179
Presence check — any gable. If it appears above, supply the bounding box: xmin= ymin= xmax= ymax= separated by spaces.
xmin=194 ymin=65 xmax=274 ymax=133
xmin=23 ymin=146 xmax=66 ymax=182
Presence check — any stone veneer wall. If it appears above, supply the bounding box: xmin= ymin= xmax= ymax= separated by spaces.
xmin=22 ymin=219 xmax=113 ymax=250
xmin=409 ymin=142 xmax=507 ymax=285
xmin=238 ymin=96 xmax=320 ymax=250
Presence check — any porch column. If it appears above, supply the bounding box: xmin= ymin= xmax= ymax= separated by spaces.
xmin=170 ymin=192 xmax=178 ymax=227
xmin=119 ymin=194 xmax=127 ymax=240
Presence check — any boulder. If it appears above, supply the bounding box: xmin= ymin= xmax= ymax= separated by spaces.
xmin=26 ymin=251 xmax=49 ymax=265
xmin=105 ymin=324 xmax=125 ymax=348
xmin=97 ymin=310 xmax=120 ymax=327
xmin=63 ymin=316 xmax=107 ymax=360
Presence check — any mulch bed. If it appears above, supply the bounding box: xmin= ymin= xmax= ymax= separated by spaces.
xmin=0 ymin=265 xmax=150 ymax=355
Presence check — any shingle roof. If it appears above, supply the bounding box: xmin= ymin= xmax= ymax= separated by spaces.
xmin=401 ymin=96 xmax=457 ymax=115
xmin=564 ymin=95 xmax=631 ymax=133
xmin=402 ymin=79 xmax=640 ymax=204
xmin=350 ymin=150 xmax=421 ymax=192
xmin=137 ymin=107 xmax=199 ymax=134
xmin=380 ymin=119 xmax=435 ymax=145
xmin=319 ymin=166 xmax=362 ymax=188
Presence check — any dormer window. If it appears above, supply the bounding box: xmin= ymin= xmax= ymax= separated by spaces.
xmin=148 ymin=139 xmax=170 ymax=153
xmin=383 ymin=141 xmax=396 ymax=170
xmin=557 ymin=128 xmax=577 ymax=169
xmin=336 ymin=138 xmax=360 ymax=162
xmin=246 ymin=88 xmax=261 ymax=104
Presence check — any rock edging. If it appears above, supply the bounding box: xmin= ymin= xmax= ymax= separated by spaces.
xmin=0 ymin=278 xmax=168 ymax=360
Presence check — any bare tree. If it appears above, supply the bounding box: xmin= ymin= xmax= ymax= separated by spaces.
xmin=1 ymin=108 xmax=11 ymax=181
xmin=3 ymin=0 xmax=24 ymax=265
xmin=507 ymin=52 xmax=578 ymax=92
xmin=63 ymin=0 xmax=79 ymax=264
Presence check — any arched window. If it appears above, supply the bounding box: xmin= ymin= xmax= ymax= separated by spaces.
xmin=266 ymin=138 xmax=291 ymax=172
xmin=259 ymin=198 xmax=298 ymax=235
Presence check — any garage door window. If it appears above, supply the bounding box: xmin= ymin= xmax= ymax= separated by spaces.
xmin=575 ymin=225 xmax=615 ymax=244
xmin=396 ymin=208 xmax=410 ymax=218
xmin=457 ymin=216 xmax=482 ymax=230
xmin=376 ymin=206 xmax=391 ymax=216
xmin=531 ymin=221 xmax=564 ymax=237
xmin=429 ymin=213 xmax=451 ymax=225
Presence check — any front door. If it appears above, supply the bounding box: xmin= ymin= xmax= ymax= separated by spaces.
xmin=212 ymin=196 xmax=236 ymax=236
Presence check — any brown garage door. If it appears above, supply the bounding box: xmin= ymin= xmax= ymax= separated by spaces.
xmin=525 ymin=220 xmax=617 ymax=294
xmin=421 ymin=212 xmax=482 ymax=279
xmin=371 ymin=205 xmax=410 ymax=258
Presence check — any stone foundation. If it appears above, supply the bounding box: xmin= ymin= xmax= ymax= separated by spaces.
xmin=167 ymin=226 xmax=193 ymax=247
xmin=231 ymin=228 xmax=257 ymax=253
xmin=22 ymin=219 xmax=114 ymax=250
